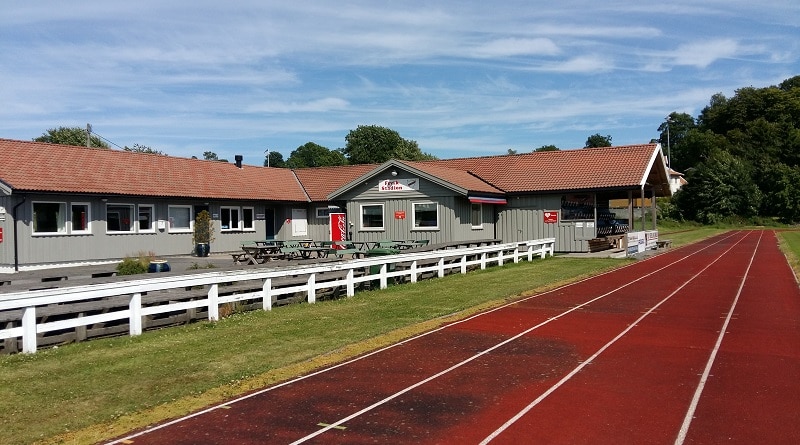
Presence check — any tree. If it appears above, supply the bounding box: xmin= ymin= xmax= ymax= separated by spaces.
xmin=673 ymin=150 xmax=761 ymax=224
xmin=342 ymin=125 xmax=436 ymax=164
xmin=286 ymin=142 xmax=347 ymax=168
xmin=34 ymin=126 xmax=109 ymax=148
xmin=584 ymin=133 xmax=612 ymax=148
xmin=203 ymin=151 xmax=228 ymax=162
xmin=534 ymin=145 xmax=560 ymax=152
xmin=123 ymin=143 xmax=164 ymax=155
xmin=506 ymin=149 xmax=518 ymax=155
xmin=263 ymin=150 xmax=286 ymax=168
xmin=657 ymin=112 xmax=695 ymax=170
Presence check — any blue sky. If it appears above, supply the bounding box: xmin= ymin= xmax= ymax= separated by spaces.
xmin=1 ymin=1 xmax=798 ymax=163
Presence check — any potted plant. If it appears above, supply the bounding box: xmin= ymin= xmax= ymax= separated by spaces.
xmin=192 ymin=210 xmax=214 ymax=257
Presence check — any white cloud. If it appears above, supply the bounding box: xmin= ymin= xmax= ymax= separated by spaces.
xmin=473 ymin=38 xmax=560 ymax=58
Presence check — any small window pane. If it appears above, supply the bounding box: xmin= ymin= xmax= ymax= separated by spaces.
xmin=107 ymin=204 xmax=134 ymax=232
xmin=72 ymin=204 xmax=90 ymax=232
xmin=138 ymin=205 xmax=154 ymax=231
xmin=361 ymin=204 xmax=384 ymax=229
xmin=33 ymin=202 xmax=66 ymax=233
xmin=242 ymin=207 xmax=254 ymax=230
xmin=168 ymin=206 xmax=192 ymax=230
xmin=471 ymin=203 xmax=482 ymax=228
xmin=414 ymin=203 xmax=438 ymax=228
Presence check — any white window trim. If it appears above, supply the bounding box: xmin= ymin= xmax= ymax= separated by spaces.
xmin=316 ymin=205 xmax=342 ymax=219
xmin=220 ymin=206 xmax=241 ymax=232
xmin=138 ymin=204 xmax=156 ymax=233
xmin=31 ymin=201 xmax=67 ymax=235
xmin=168 ymin=205 xmax=193 ymax=233
xmin=412 ymin=201 xmax=439 ymax=231
xmin=360 ymin=203 xmax=385 ymax=231
xmin=471 ymin=203 xmax=484 ymax=230
xmin=242 ymin=206 xmax=256 ymax=232
xmin=106 ymin=203 xmax=136 ymax=234
xmin=70 ymin=202 xmax=92 ymax=234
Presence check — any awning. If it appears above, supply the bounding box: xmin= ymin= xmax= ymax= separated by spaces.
xmin=468 ymin=196 xmax=507 ymax=205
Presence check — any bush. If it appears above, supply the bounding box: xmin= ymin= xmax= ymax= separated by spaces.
xmin=116 ymin=257 xmax=148 ymax=275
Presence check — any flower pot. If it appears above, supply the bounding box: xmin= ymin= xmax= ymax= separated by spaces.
xmin=195 ymin=243 xmax=210 ymax=257
xmin=148 ymin=260 xmax=171 ymax=273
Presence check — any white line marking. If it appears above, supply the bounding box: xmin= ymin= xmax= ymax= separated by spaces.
xmin=674 ymin=230 xmax=762 ymax=445
xmin=479 ymin=231 xmax=753 ymax=444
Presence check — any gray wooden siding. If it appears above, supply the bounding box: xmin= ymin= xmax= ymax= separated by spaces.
xmin=498 ymin=194 xmax=595 ymax=252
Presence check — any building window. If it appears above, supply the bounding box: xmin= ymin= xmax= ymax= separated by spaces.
xmin=168 ymin=205 xmax=192 ymax=232
xmin=107 ymin=204 xmax=135 ymax=232
xmin=471 ymin=203 xmax=483 ymax=229
xmin=71 ymin=203 xmax=91 ymax=234
xmin=360 ymin=204 xmax=384 ymax=230
xmin=220 ymin=206 xmax=241 ymax=231
xmin=32 ymin=202 xmax=66 ymax=234
xmin=413 ymin=202 xmax=439 ymax=230
xmin=242 ymin=207 xmax=255 ymax=230
xmin=316 ymin=206 xmax=341 ymax=219
xmin=138 ymin=205 xmax=155 ymax=232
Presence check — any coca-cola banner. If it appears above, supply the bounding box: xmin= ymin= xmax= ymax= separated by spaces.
xmin=329 ymin=213 xmax=347 ymax=247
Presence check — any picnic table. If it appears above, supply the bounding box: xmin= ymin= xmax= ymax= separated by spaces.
xmin=234 ymin=245 xmax=282 ymax=264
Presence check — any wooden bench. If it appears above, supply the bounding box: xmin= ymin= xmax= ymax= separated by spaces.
xmin=231 ymin=252 xmax=250 ymax=264
xmin=657 ymin=239 xmax=672 ymax=249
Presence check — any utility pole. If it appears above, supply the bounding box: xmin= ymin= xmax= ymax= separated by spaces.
xmin=86 ymin=123 xmax=92 ymax=148
xmin=264 ymin=148 xmax=270 ymax=167
xmin=665 ymin=116 xmax=671 ymax=169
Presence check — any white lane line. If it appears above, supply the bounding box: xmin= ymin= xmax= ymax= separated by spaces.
xmin=479 ymin=231 xmax=753 ymax=444
xmin=673 ymin=230 xmax=762 ymax=445
xmin=290 ymin=233 xmax=747 ymax=444
xmin=106 ymin=231 xmax=740 ymax=445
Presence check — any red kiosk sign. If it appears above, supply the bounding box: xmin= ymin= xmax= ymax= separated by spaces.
xmin=543 ymin=211 xmax=559 ymax=224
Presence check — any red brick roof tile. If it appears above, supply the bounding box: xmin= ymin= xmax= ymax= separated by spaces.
xmin=0 ymin=139 xmax=308 ymax=201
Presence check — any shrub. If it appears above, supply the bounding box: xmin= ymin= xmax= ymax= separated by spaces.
xmin=116 ymin=257 xmax=148 ymax=275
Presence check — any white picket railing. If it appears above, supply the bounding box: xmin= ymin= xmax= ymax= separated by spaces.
xmin=0 ymin=239 xmax=555 ymax=353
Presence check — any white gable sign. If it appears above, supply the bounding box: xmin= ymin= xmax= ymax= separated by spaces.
xmin=378 ymin=178 xmax=419 ymax=192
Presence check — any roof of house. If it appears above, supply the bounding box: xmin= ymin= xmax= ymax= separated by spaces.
xmin=0 ymin=139 xmax=309 ymax=201
xmin=0 ymin=138 xmax=670 ymax=202
xmin=418 ymin=144 xmax=667 ymax=194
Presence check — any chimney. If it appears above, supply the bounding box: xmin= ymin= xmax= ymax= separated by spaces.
xmin=235 ymin=155 xmax=243 ymax=169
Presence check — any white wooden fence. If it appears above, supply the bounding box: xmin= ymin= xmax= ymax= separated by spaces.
xmin=0 ymin=239 xmax=555 ymax=353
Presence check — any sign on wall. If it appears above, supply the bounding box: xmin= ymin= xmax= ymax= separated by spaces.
xmin=544 ymin=211 xmax=558 ymax=224
xmin=395 ymin=210 xmax=406 ymax=219
xmin=379 ymin=178 xmax=419 ymax=192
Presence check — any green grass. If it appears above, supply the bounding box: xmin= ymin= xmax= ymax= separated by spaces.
xmin=777 ymin=229 xmax=800 ymax=278
xmin=0 ymin=256 xmax=624 ymax=445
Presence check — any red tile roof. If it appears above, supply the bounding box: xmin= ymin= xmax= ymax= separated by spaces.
xmin=0 ymin=139 xmax=308 ymax=201
xmin=0 ymin=139 xmax=667 ymax=201
xmin=421 ymin=144 xmax=663 ymax=193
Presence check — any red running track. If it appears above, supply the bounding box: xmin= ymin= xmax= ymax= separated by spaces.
xmin=107 ymin=230 xmax=800 ymax=445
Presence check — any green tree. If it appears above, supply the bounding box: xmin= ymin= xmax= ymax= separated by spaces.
xmin=673 ymin=150 xmax=761 ymax=224
xmin=534 ymin=145 xmax=560 ymax=152
xmin=342 ymin=125 xmax=436 ymax=164
xmin=123 ymin=143 xmax=164 ymax=155
xmin=286 ymin=142 xmax=347 ymax=168
xmin=34 ymin=126 xmax=109 ymax=148
xmin=203 ymin=151 xmax=218 ymax=161
xmin=584 ymin=133 xmax=612 ymax=148
xmin=657 ymin=112 xmax=696 ymax=170
xmin=263 ymin=150 xmax=286 ymax=168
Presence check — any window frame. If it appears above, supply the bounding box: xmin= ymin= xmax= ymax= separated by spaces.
xmin=360 ymin=203 xmax=384 ymax=231
xmin=220 ymin=206 xmax=241 ymax=232
xmin=31 ymin=201 xmax=67 ymax=235
xmin=106 ymin=203 xmax=136 ymax=233
xmin=168 ymin=205 xmax=193 ymax=233
xmin=316 ymin=206 xmax=342 ymax=219
xmin=470 ymin=203 xmax=483 ymax=229
xmin=242 ymin=206 xmax=255 ymax=231
xmin=70 ymin=202 xmax=91 ymax=234
xmin=412 ymin=201 xmax=439 ymax=231
xmin=137 ymin=204 xmax=156 ymax=233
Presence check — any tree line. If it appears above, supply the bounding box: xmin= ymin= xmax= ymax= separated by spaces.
xmin=657 ymin=75 xmax=800 ymax=224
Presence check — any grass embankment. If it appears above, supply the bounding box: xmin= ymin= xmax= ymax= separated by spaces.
xmin=777 ymin=229 xmax=800 ymax=279
xmin=0 ymin=225 xmax=723 ymax=445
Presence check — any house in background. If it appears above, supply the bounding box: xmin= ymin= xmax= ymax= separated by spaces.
xmin=0 ymin=138 xmax=671 ymax=272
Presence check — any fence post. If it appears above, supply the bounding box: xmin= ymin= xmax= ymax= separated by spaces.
xmin=346 ymin=269 xmax=355 ymax=296
xmin=262 ymin=278 xmax=273 ymax=311
xmin=130 ymin=293 xmax=142 ymax=336
xmin=307 ymin=274 xmax=316 ymax=303
xmin=379 ymin=264 xmax=388 ymax=289
xmin=437 ymin=258 xmax=445 ymax=278
xmin=208 ymin=284 xmax=219 ymax=321
xmin=410 ymin=260 xmax=418 ymax=283
xmin=461 ymin=255 xmax=467 ymax=274
xmin=22 ymin=306 xmax=37 ymax=354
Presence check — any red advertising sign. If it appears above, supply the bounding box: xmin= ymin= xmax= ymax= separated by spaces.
xmin=329 ymin=213 xmax=347 ymax=248
xmin=0 ymin=227 xmax=3 ymax=243
xmin=543 ymin=211 xmax=559 ymax=224
xmin=395 ymin=210 xmax=406 ymax=219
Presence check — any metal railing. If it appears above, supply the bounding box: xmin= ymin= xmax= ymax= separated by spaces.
xmin=0 ymin=239 xmax=555 ymax=353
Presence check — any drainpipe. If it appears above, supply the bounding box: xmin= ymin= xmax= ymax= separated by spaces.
xmin=12 ymin=195 xmax=26 ymax=272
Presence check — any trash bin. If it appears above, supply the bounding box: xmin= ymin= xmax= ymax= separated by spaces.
xmin=366 ymin=248 xmax=400 ymax=275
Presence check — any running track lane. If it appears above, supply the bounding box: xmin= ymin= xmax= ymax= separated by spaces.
xmin=106 ymin=230 xmax=800 ymax=444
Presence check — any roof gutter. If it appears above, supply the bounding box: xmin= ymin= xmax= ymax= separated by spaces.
xmin=12 ymin=194 xmax=26 ymax=272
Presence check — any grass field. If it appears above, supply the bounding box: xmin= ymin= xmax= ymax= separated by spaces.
xmin=778 ymin=229 xmax=800 ymax=277
xmin=0 ymin=226 xmax=728 ymax=445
